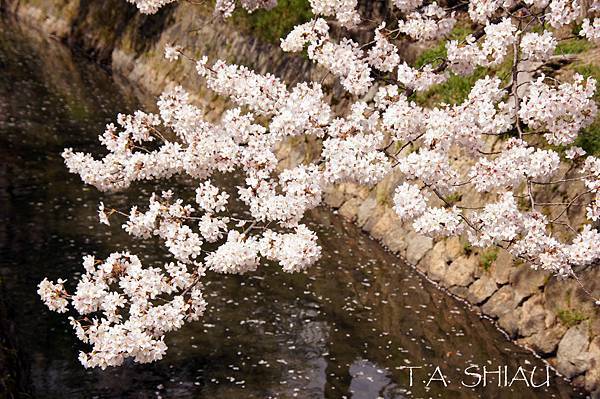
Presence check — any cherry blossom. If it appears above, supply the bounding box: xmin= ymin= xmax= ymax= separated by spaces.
xmin=413 ymin=206 xmax=464 ymax=237
xmin=452 ymin=18 xmax=517 ymax=75
xmin=519 ymin=74 xmax=597 ymax=145
xmin=565 ymin=146 xmax=586 ymax=160
xmin=581 ymin=18 xmax=600 ymax=43
xmin=468 ymin=192 xmax=524 ymax=247
xmin=368 ymin=23 xmax=401 ymax=73
xmin=468 ymin=0 xmax=504 ymax=24
xmin=393 ymin=182 xmax=428 ymax=220
xmin=127 ymin=0 xmax=177 ymax=14
xmin=469 ymin=139 xmax=560 ymax=191
xmin=396 ymin=3 xmax=456 ymax=41
xmin=98 ymin=202 xmax=110 ymax=226
xmin=164 ymin=44 xmax=182 ymax=61
xmin=309 ymin=38 xmax=373 ymax=95
xmin=393 ymin=0 xmax=423 ymax=13
xmin=280 ymin=18 xmax=329 ymax=53
xmin=308 ymin=0 xmax=360 ymax=27
xmin=547 ymin=0 xmax=581 ymax=28
xmin=204 ymin=231 xmax=261 ymax=274
xmin=260 ymin=224 xmax=321 ymax=272
xmin=38 ymin=278 xmax=69 ymax=313
xmin=397 ymin=62 xmax=447 ymax=91
xmin=39 ymin=0 xmax=600 ymax=368
xmin=520 ymin=31 xmax=557 ymax=62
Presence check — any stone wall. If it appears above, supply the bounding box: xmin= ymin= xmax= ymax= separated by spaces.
xmin=2 ymin=0 xmax=599 ymax=395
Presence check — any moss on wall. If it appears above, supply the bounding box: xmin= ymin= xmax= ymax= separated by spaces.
xmin=232 ymin=0 xmax=312 ymax=43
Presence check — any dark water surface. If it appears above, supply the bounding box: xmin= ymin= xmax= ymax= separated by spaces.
xmin=0 ymin=19 xmax=587 ymax=399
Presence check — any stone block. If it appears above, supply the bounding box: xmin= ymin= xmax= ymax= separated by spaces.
xmin=338 ymin=198 xmax=361 ymax=221
xmin=481 ymin=285 xmax=520 ymax=319
xmin=405 ymin=230 xmax=433 ymax=265
xmin=466 ymin=275 xmax=498 ymax=304
xmin=556 ymin=321 xmax=592 ymax=378
xmin=445 ymin=255 xmax=477 ymax=287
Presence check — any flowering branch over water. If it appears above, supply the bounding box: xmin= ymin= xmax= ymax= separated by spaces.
xmin=39 ymin=0 xmax=600 ymax=368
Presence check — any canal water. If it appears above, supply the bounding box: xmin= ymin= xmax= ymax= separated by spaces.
xmin=0 ymin=19 xmax=587 ymax=399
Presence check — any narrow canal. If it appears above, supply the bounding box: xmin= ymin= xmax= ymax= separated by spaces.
xmin=0 ymin=19 xmax=586 ymax=399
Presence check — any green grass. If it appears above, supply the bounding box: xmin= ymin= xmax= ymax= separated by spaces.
xmin=376 ymin=186 xmax=391 ymax=206
xmin=462 ymin=241 xmax=473 ymax=256
xmin=556 ymin=309 xmax=587 ymax=327
xmin=479 ymin=249 xmax=498 ymax=271
xmin=413 ymin=22 xmax=516 ymax=106
xmin=444 ymin=192 xmax=463 ymax=205
xmin=414 ymin=43 xmax=447 ymax=69
xmin=554 ymin=22 xmax=590 ymax=56
xmin=416 ymin=54 xmax=514 ymax=106
xmin=555 ymin=38 xmax=592 ymax=55
xmin=233 ymin=0 xmax=313 ymax=43
xmin=414 ymin=22 xmax=473 ymax=69
xmin=575 ymin=124 xmax=600 ymax=155
xmin=415 ymin=68 xmax=487 ymax=105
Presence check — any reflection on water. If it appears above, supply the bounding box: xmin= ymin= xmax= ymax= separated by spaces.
xmin=0 ymin=19 xmax=586 ymax=399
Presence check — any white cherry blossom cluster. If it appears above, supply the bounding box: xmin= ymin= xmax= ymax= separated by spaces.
xmin=323 ymin=131 xmax=391 ymax=185
xmin=40 ymin=253 xmax=207 ymax=368
xmin=368 ymin=23 xmax=401 ymax=73
xmin=309 ymin=38 xmax=373 ymax=95
xmin=396 ymin=149 xmax=459 ymax=192
xmin=38 ymin=278 xmax=69 ymax=313
xmin=280 ymin=18 xmax=330 ymax=53
xmin=520 ymin=31 xmax=557 ymax=62
xmin=123 ymin=194 xmax=203 ymax=262
xmin=469 ymin=139 xmax=561 ymax=191
xmin=547 ymin=0 xmax=581 ymax=28
xmin=390 ymin=76 xmax=513 ymax=154
xmin=581 ymin=18 xmax=600 ymax=43
xmin=565 ymin=146 xmax=586 ymax=160
xmin=126 ymin=0 xmax=177 ymax=14
xmin=282 ymin=21 xmax=373 ymax=94
xmin=308 ymin=0 xmax=360 ymax=27
xmin=214 ymin=0 xmax=236 ymax=18
xmin=587 ymin=192 xmax=600 ymax=221
xmin=473 ymin=18 xmax=517 ymax=64
xmin=260 ymin=224 xmax=321 ymax=272
xmin=397 ymin=62 xmax=447 ymax=91
xmin=447 ymin=18 xmax=517 ymax=75
xmin=463 ymin=193 xmax=600 ymax=277
xmin=393 ymin=182 xmax=428 ymax=220
xmin=394 ymin=0 xmax=423 ymax=13
xmin=42 ymin=0 xmax=600 ymax=368
xmin=468 ymin=192 xmax=524 ymax=247
xmin=519 ymin=74 xmax=597 ymax=145
xmin=213 ymin=0 xmax=276 ymax=18
xmin=413 ymin=206 xmax=464 ymax=236
xmin=446 ymin=36 xmax=485 ymax=76
xmin=468 ymin=0 xmax=506 ymax=24
xmin=513 ymin=216 xmax=600 ymax=276
xmin=204 ymin=231 xmax=261 ymax=274
xmin=240 ymin=165 xmax=324 ymax=226
xmin=396 ymin=3 xmax=456 ymax=41
xmin=269 ymin=82 xmax=332 ymax=138
xmin=375 ymin=86 xmax=426 ymax=142
xmin=196 ymin=57 xmax=288 ymax=115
